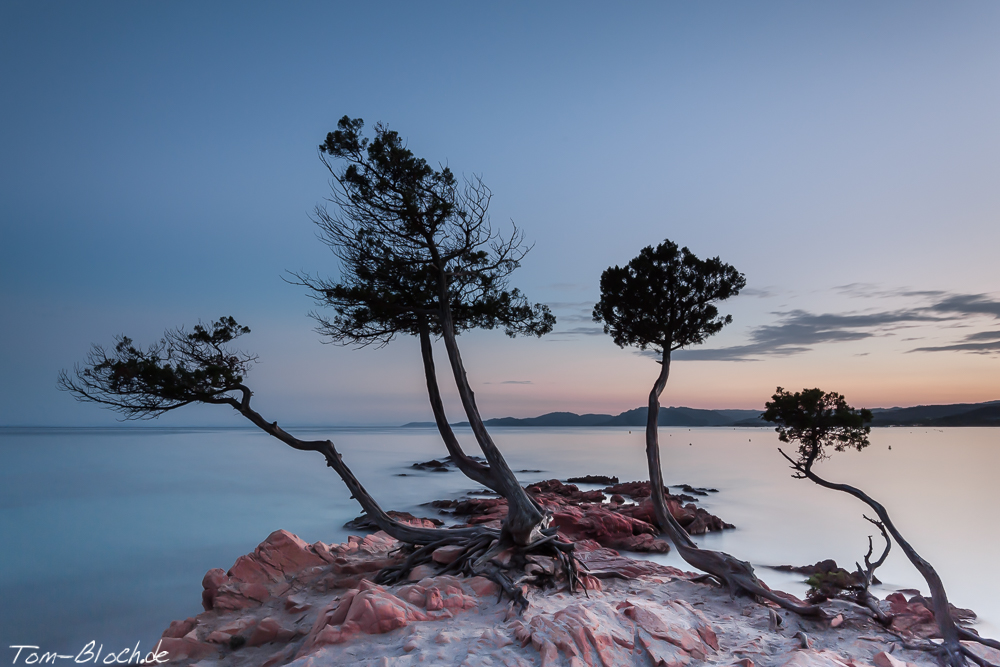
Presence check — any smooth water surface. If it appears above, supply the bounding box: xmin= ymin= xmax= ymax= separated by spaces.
xmin=1 ymin=426 xmax=997 ymax=653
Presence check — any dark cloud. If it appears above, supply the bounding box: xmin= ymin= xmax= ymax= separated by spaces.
xmin=833 ymin=284 xmax=946 ymax=300
xmin=545 ymin=288 xmax=1000 ymax=359
xmin=674 ymin=308 xmax=935 ymax=361
xmin=927 ymin=294 xmax=1000 ymax=319
xmin=908 ymin=329 xmax=1000 ymax=354
xmin=962 ymin=330 xmax=1000 ymax=341
xmin=547 ymin=301 xmax=599 ymax=325
xmin=740 ymin=287 xmax=777 ymax=298
xmin=551 ymin=326 xmax=605 ymax=337
xmin=672 ymin=292 xmax=1000 ymax=361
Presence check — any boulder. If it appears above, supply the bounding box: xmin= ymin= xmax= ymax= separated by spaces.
xmin=431 ymin=544 xmax=466 ymax=564
xmin=162 ymin=617 xmax=197 ymax=639
xmin=247 ymin=617 xmax=297 ymax=647
xmin=297 ymin=581 xmax=457 ymax=655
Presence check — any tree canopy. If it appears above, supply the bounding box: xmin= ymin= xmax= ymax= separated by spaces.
xmin=296 ymin=115 xmax=554 ymax=347
xmin=593 ymin=240 xmax=745 ymax=355
xmin=762 ymin=387 xmax=873 ymax=471
xmin=58 ymin=316 xmax=256 ymax=419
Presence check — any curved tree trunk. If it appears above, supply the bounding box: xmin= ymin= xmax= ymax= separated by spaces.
xmin=417 ymin=322 xmax=501 ymax=492
xmin=646 ymin=352 xmax=823 ymax=616
xmin=788 ymin=457 xmax=967 ymax=666
xmin=436 ymin=302 xmax=547 ymax=546
xmin=220 ymin=389 xmax=493 ymax=546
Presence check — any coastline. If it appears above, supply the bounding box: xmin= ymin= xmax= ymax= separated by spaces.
xmin=155 ymin=527 xmax=999 ymax=667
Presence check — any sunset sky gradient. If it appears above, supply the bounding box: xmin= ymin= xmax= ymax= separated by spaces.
xmin=2 ymin=1 xmax=999 ymax=425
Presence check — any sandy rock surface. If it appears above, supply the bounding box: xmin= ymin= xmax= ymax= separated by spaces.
xmin=151 ymin=528 xmax=980 ymax=667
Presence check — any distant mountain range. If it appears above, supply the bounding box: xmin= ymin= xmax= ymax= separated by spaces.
xmin=401 ymin=400 xmax=1000 ymax=428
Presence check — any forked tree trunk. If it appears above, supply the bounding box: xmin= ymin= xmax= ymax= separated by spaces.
xmin=645 ymin=352 xmax=823 ymax=616
xmin=436 ymin=302 xmax=548 ymax=546
xmin=417 ymin=322 xmax=500 ymax=493
xmin=221 ymin=389 xmax=492 ymax=546
xmin=789 ymin=461 xmax=968 ymax=666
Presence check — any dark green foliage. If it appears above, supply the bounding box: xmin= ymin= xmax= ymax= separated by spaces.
xmin=762 ymin=388 xmax=873 ymax=469
xmin=593 ymin=240 xmax=745 ymax=355
xmin=298 ymin=116 xmax=554 ymax=346
xmin=58 ymin=317 xmax=255 ymax=419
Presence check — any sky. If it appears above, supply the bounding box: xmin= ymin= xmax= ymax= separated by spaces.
xmin=2 ymin=1 xmax=999 ymax=426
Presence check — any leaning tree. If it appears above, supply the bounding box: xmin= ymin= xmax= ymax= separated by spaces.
xmin=57 ymin=317 xmax=487 ymax=548
xmin=294 ymin=116 xmax=557 ymax=550
xmin=763 ymin=388 xmax=1000 ymax=667
xmin=593 ymin=240 xmax=825 ymax=615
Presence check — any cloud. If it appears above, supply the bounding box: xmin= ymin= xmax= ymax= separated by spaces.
xmin=547 ymin=301 xmax=597 ymax=324
xmin=550 ymin=326 xmax=606 ymax=337
xmin=540 ymin=287 xmax=1000 ymax=360
xmin=673 ymin=308 xmax=935 ymax=361
xmin=739 ymin=287 xmax=777 ymax=298
xmin=833 ymin=283 xmax=946 ymax=300
xmin=908 ymin=329 xmax=1000 ymax=355
xmin=672 ymin=292 xmax=1000 ymax=361
xmin=927 ymin=294 xmax=1000 ymax=319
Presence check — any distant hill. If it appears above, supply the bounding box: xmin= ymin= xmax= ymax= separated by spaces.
xmin=485 ymin=412 xmax=614 ymax=427
xmin=401 ymin=400 xmax=1000 ymax=428
xmin=873 ymin=400 xmax=1000 ymax=426
xmin=602 ymin=407 xmax=764 ymax=427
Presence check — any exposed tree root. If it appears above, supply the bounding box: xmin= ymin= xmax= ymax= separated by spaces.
xmin=373 ymin=528 xmax=587 ymax=613
xmin=959 ymin=629 xmax=1000 ymax=652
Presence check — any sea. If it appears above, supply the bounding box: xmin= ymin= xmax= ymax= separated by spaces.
xmin=1 ymin=425 xmax=997 ymax=656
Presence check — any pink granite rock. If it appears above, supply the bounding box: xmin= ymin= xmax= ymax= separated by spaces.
xmin=432 ymin=544 xmax=466 ymax=564
xmin=247 ymin=616 xmax=297 ymax=647
xmin=161 ymin=617 xmax=197 ymax=639
xmin=467 ymin=576 xmax=500 ymax=597
xmin=515 ymin=601 xmax=636 ymax=666
xmin=297 ymin=581 xmax=457 ymax=655
xmin=620 ymin=599 xmax=719 ymax=663
xmin=201 ymin=568 xmax=228 ymax=611
xmin=781 ymin=649 xmax=856 ymax=667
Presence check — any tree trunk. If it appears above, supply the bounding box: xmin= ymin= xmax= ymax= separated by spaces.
xmin=645 ymin=351 xmax=823 ymax=616
xmin=224 ymin=391 xmax=492 ymax=546
xmin=417 ymin=322 xmax=500 ymax=492
xmin=436 ymin=302 xmax=547 ymax=546
xmin=793 ymin=462 xmax=966 ymax=666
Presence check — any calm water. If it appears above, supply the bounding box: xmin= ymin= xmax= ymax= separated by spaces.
xmin=1 ymin=426 xmax=997 ymax=653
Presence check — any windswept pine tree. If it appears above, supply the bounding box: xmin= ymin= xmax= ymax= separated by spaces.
xmin=764 ymin=388 xmax=1000 ymax=666
xmin=292 ymin=117 xmax=556 ymax=547
xmin=593 ymin=240 xmax=827 ymax=615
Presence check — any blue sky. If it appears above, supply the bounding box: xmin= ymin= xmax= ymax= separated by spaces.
xmin=2 ymin=2 xmax=999 ymax=425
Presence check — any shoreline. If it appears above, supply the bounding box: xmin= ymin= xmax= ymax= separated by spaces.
xmin=155 ymin=527 xmax=999 ymax=667
xmin=151 ymin=477 xmax=998 ymax=666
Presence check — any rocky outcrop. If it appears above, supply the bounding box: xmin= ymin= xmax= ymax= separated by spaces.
xmin=157 ymin=526 xmax=711 ymax=665
xmin=295 ymin=578 xmax=477 ymax=655
xmin=885 ymin=592 xmax=976 ymax=639
xmin=429 ymin=478 xmax=731 ymax=553
xmin=154 ymin=525 xmax=969 ymax=667
xmin=567 ymin=474 xmax=620 ymax=485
